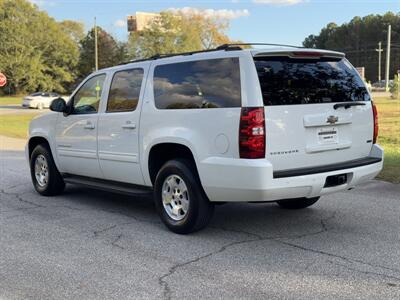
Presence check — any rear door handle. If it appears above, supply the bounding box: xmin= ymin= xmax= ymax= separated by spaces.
xmin=122 ymin=122 xmax=136 ymax=130
xmin=84 ymin=121 xmax=95 ymax=129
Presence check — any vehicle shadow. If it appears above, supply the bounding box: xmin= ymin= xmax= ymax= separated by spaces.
xmin=61 ymin=185 xmax=335 ymax=237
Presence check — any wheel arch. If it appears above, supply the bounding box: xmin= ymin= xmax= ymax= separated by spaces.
xmin=28 ymin=136 xmax=51 ymax=158
xmin=147 ymin=142 xmax=200 ymax=186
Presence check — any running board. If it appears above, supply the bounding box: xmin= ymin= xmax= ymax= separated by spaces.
xmin=62 ymin=174 xmax=153 ymax=197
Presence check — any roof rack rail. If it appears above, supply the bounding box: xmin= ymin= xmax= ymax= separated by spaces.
xmin=217 ymin=43 xmax=304 ymax=50
xmin=150 ymin=48 xmax=225 ymax=59
xmin=119 ymin=55 xmax=159 ymax=65
xmin=119 ymin=47 xmax=227 ymax=66
xmin=119 ymin=42 xmax=304 ymax=66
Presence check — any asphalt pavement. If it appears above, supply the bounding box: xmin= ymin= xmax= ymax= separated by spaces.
xmin=0 ymin=104 xmax=49 ymax=115
xmin=1 ymin=149 xmax=400 ymax=299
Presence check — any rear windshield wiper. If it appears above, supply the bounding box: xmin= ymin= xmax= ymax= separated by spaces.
xmin=333 ymin=102 xmax=366 ymax=110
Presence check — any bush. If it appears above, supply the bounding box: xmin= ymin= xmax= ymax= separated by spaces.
xmin=390 ymin=74 xmax=399 ymax=99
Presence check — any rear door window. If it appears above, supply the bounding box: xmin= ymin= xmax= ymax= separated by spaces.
xmin=254 ymin=57 xmax=370 ymax=106
xmin=153 ymin=57 xmax=241 ymax=109
xmin=107 ymin=68 xmax=144 ymax=113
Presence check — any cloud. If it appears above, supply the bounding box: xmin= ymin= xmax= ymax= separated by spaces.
xmin=252 ymin=0 xmax=305 ymax=5
xmin=114 ymin=19 xmax=126 ymax=28
xmin=168 ymin=7 xmax=250 ymax=20
xmin=28 ymin=0 xmax=56 ymax=7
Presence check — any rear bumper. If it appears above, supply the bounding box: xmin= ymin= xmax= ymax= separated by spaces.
xmin=199 ymin=144 xmax=384 ymax=202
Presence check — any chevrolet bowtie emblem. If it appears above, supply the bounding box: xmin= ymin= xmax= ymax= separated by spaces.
xmin=327 ymin=115 xmax=339 ymax=124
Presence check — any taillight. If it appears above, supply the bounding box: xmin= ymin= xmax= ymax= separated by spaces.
xmin=372 ymin=102 xmax=378 ymax=144
xmin=239 ymin=107 xmax=265 ymax=159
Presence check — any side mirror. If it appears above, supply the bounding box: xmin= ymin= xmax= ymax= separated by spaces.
xmin=50 ymin=97 xmax=67 ymax=113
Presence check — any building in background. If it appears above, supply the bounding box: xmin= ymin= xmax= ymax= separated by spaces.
xmin=356 ymin=67 xmax=366 ymax=80
xmin=127 ymin=12 xmax=159 ymax=32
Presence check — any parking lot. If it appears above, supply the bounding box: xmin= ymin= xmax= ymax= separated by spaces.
xmin=0 ymin=147 xmax=399 ymax=299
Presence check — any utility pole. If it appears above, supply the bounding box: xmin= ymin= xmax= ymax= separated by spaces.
xmin=375 ymin=42 xmax=383 ymax=83
xmin=398 ymin=70 xmax=400 ymax=99
xmin=94 ymin=17 xmax=99 ymax=71
xmin=385 ymin=24 xmax=391 ymax=92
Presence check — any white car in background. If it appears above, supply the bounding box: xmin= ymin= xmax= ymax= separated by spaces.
xmin=22 ymin=92 xmax=60 ymax=109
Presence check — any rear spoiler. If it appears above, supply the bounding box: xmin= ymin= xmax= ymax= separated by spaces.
xmin=253 ymin=50 xmax=345 ymax=60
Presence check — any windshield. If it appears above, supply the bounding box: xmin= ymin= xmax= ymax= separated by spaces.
xmin=254 ymin=57 xmax=370 ymax=106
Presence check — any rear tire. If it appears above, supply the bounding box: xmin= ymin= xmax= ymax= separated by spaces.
xmin=277 ymin=197 xmax=320 ymax=209
xmin=30 ymin=144 xmax=65 ymax=196
xmin=154 ymin=159 xmax=214 ymax=234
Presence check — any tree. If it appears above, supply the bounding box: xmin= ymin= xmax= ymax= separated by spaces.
xmin=390 ymin=74 xmax=399 ymax=99
xmin=59 ymin=20 xmax=85 ymax=44
xmin=303 ymin=22 xmax=338 ymax=49
xmin=78 ymin=27 xmax=127 ymax=78
xmin=128 ymin=11 xmax=237 ymax=59
xmin=303 ymin=12 xmax=400 ymax=82
xmin=0 ymin=0 xmax=80 ymax=94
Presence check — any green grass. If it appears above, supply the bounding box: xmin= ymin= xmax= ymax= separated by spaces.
xmin=0 ymin=96 xmax=399 ymax=183
xmin=0 ymin=113 xmax=42 ymax=139
xmin=374 ymin=97 xmax=400 ymax=183
xmin=0 ymin=96 xmax=23 ymax=106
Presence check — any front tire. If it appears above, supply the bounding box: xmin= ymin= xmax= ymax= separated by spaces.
xmin=154 ymin=159 xmax=214 ymax=234
xmin=30 ymin=144 xmax=65 ymax=196
xmin=277 ymin=197 xmax=320 ymax=209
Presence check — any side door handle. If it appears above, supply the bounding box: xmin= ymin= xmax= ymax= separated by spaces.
xmin=84 ymin=121 xmax=95 ymax=130
xmin=121 ymin=121 xmax=136 ymax=130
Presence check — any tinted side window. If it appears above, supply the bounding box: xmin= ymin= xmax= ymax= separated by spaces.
xmin=72 ymin=74 xmax=106 ymax=114
xmin=154 ymin=58 xmax=241 ymax=109
xmin=254 ymin=57 xmax=370 ymax=106
xmin=107 ymin=69 xmax=144 ymax=113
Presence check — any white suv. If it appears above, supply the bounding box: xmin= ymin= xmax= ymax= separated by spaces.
xmin=27 ymin=44 xmax=383 ymax=234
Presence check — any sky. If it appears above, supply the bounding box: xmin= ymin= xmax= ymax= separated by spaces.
xmin=31 ymin=0 xmax=400 ymax=45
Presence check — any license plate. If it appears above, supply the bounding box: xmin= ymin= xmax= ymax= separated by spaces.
xmin=318 ymin=127 xmax=338 ymax=144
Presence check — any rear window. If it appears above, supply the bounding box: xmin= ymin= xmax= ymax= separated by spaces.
xmin=254 ymin=57 xmax=370 ymax=106
xmin=153 ymin=58 xmax=241 ymax=109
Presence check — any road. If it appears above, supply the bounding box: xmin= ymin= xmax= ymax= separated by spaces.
xmin=0 ymin=105 xmax=48 ymax=115
xmin=1 ymin=148 xmax=400 ymax=299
